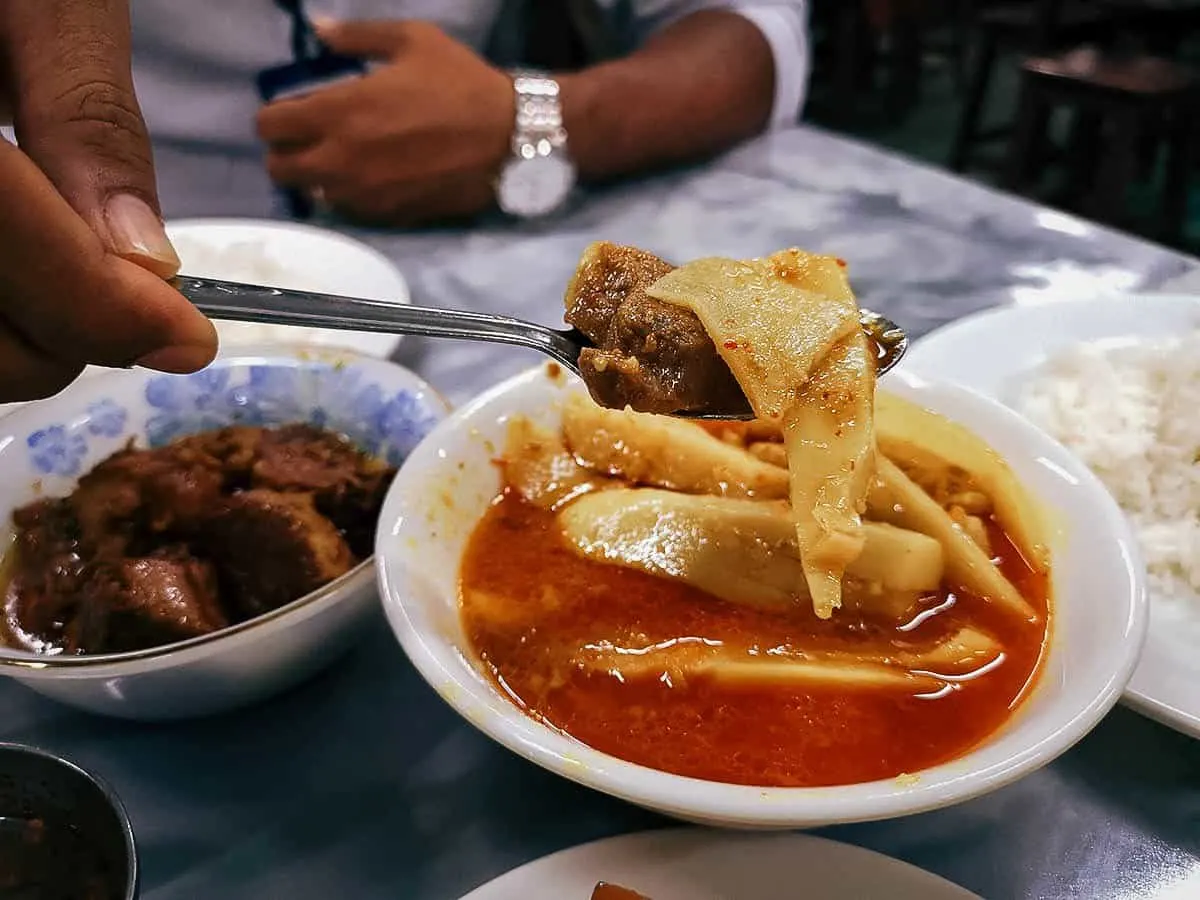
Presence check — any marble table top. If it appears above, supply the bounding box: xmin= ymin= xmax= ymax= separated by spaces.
xmin=3 ymin=125 xmax=1198 ymax=899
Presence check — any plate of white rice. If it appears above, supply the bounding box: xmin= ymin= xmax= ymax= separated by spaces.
xmin=903 ymin=294 xmax=1200 ymax=738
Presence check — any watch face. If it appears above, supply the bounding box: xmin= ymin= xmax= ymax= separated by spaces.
xmin=497 ymin=155 xmax=576 ymax=218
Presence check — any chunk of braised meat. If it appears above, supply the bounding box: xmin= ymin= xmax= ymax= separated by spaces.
xmin=5 ymin=500 xmax=86 ymax=646
xmin=565 ymin=243 xmax=674 ymax=344
xmin=249 ymin=424 xmax=396 ymax=556
xmin=64 ymin=549 xmax=226 ymax=654
xmin=169 ymin=425 xmax=266 ymax=483
xmin=112 ymin=551 xmax=225 ymax=644
xmin=11 ymin=499 xmax=80 ymax=572
xmin=6 ymin=501 xmax=226 ymax=654
xmin=249 ymin=424 xmax=365 ymax=493
xmin=201 ymin=489 xmax=355 ymax=619
xmin=316 ymin=467 xmax=393 ymax=559
xmin=70 ymin=441 xmax=224 ymax=549
xmin=564 ymin=241 xmax=748 ymax=416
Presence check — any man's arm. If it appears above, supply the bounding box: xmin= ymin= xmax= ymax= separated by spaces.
xmin=560 ymin=8 xmax=780 ymax=180
xmin=732 ymin=4 xmax=812 ymax=128
xmin=256 ymin=4 xmax=809 ymax=224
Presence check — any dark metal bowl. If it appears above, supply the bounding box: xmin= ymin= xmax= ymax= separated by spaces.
xmin=0 ymin=743 xmax=138 ymax=899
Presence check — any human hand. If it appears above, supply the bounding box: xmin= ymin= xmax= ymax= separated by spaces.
xmin=256 ymin=20 xmax=514 ymax=226
xmin=0 ymin=0 xmax=217 ymax=403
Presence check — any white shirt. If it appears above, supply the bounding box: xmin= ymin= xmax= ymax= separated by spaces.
xmin=129 ymin=0 xmax=810 ymax=153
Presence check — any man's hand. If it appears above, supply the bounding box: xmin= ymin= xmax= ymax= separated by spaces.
xmin=257 ymin=21 xmax=514 ymax=227
xmin=0 ymin=0 xmax=217 ymax=403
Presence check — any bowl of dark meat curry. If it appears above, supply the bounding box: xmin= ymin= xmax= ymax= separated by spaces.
xmin=0 ymin=346 xmax=447 ymax=719
xmin=376 ymin=244 xmax=1146 ymax=828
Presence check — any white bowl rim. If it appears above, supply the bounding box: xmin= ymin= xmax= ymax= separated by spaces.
xmin=0 ymin=346 xmax=448 ymax=672
xmin=376 ymin=365 xmax=1149 ymax=827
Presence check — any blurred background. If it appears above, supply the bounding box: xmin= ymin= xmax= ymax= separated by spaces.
xmin=803 ymin=0 xmax=1200 ymax=253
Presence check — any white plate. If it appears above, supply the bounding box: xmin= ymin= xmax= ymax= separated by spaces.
xmin=903 ymin=294 xmax=1200 ymax=739
xmin=458 ymin=829 xmax=981 ymax=900
xmin=167 ymin=217 xmax=409 ymax=358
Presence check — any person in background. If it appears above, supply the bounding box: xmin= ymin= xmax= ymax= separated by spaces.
xmin=134 ymin=0 xmax=810 ymax=225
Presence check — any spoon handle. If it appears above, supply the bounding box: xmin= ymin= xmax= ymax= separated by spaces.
xmin=173 ymin=275 xmax=579 ymax=366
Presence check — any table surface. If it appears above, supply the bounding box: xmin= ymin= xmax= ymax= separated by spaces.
xmin=5 ymin=126 xmax=1200 ymax=900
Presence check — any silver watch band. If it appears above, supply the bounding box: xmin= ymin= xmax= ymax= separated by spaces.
xmin=496 ymin=71 xmax=577 ymax=219
xmin=510 ymin=71 xmax=568 ymax=157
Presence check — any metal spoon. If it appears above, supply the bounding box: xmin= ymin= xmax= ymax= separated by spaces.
xmin=175 ymin=275 xmax=908 ymax=421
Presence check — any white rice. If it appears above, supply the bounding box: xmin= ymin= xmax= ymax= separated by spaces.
xmin=172 ymin=236 xmax=313 ymax=292
xmin=1015 ymin=333 xmax=1200 ymax=620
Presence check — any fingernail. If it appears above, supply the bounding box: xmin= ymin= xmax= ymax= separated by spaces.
xmin=105 ymin=193 xmax=181 ymax=279
xmin=311 ymin=14 xmax=336 ymax=34
xmin=135 ymin=344 xmax=216 ymax=374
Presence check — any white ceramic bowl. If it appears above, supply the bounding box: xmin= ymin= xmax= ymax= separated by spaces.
xmin=377 ymin=365 xmax=1148 ymax=828
xmin=0 ymin=346 xmax=447 ymax=720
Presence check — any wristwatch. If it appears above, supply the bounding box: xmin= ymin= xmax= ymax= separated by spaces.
xmin=496 ymin=72 xmax=577 ymax=219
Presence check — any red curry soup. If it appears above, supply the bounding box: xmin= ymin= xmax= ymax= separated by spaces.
xmin=457 ymin=393 xmax=1051 ymax=788
xmin=458 ymin=245 xmax=1052 ymax=788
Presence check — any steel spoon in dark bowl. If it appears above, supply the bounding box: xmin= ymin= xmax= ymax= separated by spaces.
xmin=0 ymin=743 xmax=137 ymax=900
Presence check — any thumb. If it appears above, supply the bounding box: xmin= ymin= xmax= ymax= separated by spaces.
xmin=314 ymin=18 xmax=421 ymax=60
xmin=5 ymin=0 xmax=180 ymax=279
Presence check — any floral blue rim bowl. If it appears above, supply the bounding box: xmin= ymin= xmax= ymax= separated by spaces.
xmin=0 ymin=345 xmax=449 ymax=721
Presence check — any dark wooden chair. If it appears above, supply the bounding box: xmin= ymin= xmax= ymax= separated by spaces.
xmin=947 ymin=0 xmax=1192 ymax=172
xmin=1003 ymin=47 xmax=1199 ymax=244
xmin=864 ymin=0 xmax=940 ymax=112
xmin=807 ymin=1 xmax=897 ymax=125
xmin=809 ymin=0 xmax=955 ymax=126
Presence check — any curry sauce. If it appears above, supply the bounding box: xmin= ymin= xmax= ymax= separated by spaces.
xmin=460 ymin=490 xmax=1049 ymax=788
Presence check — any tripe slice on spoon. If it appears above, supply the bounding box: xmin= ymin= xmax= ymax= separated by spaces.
xmin=644 ymin=249 xmax=876 ymax=618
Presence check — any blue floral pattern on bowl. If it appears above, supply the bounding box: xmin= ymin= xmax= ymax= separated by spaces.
xmin=85 ymin=399 xmax=127 ymax=438
xmin=20 ymin=356 xmax=444 ymax=477
xmin=27 ymin=426 xmax=89 ymax=477
xmin=143 ymin=367 xmax=250 ymax=445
